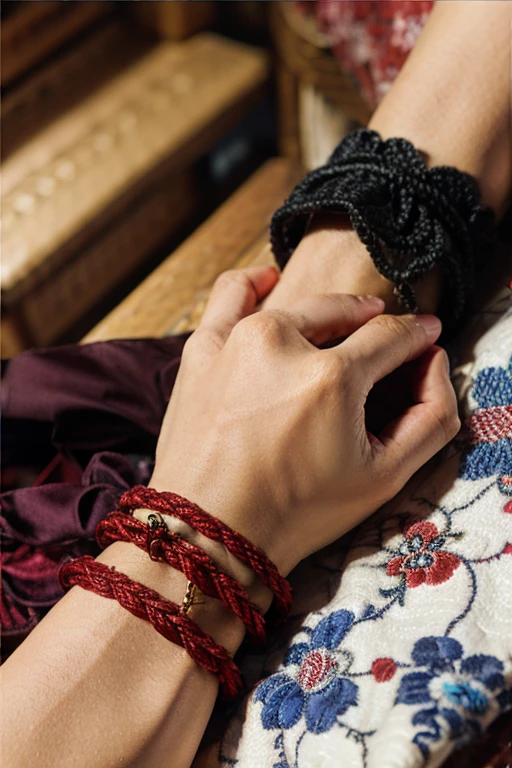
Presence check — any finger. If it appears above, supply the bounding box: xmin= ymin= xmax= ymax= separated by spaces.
xmin=338 ymin=313 xmax=442 ymax=390
xmin=285 ymin=293 xmax=385 ymax=346
xmin=370 ymin=346 xmax=460 ymax=484
xmin=199 ymin=266 xmax=279 ymax=343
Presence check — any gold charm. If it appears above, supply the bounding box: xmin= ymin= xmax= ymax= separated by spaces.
xmin=182 ymin=582 xmax=204 ymax=614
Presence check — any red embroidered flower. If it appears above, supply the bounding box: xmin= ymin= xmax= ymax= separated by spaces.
xmin=298 ymin=649 xmax=338 ymax=692
xmin=386 ymin=522 xmax=461 ymax=588
xmin=501 ymin=476 xmax=512 ymax=514
xmin=371 ymin=657 xmax=397 ymax=682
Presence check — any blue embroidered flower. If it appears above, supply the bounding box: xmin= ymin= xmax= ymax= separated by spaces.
xmin=396 ymin=636 xmax=508 ymax=758
xmin=254 ymin=610 xmax=358 ymax=734
xmin=459 ymin=357 xmax=512 ymax=484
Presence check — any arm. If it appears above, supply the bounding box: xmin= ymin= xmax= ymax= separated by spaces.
xmin=0 ymin=542 xmax=247 ymax=768
xmin=264 ymin=0 xmax=511 ymax=314
xmin=0 ymin=268 xmax=459 ymax=768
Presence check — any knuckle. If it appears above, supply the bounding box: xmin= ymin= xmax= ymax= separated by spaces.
xmin=445 ymin=408 xmax=461 ymax=440
xmin=432 ymin=401 xmax=460 ymax=444
xmin=264 ymin=308 xmax=294 ymax=326
xmin=182 ymin=332 xmax=198 ymax=357
xmin=234 ymin=310 xmax=289 ymax=343
xmin=212 ymin=269 xmax=249 ymax=293
xmin=451 ymin=414 xmax=462 ymax=439
xmin=311 ymin=353 xmax=346 ymax=390
xmin=371 ymin=314 xmax=415 ymax=343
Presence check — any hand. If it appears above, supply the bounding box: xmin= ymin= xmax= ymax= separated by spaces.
xmin=151 ymin=266 xmax=460 ymax=576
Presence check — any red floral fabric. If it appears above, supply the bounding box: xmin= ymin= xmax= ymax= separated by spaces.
xmin=296 ymin=0 xmax=434 ymax=110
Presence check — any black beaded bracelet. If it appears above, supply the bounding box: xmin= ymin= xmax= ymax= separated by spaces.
xmin=270 ymin=129 xmax=496 ymax=337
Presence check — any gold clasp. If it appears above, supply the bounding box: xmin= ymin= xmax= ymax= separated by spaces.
xmin=182 ymin=582 xmax=204 ymax=614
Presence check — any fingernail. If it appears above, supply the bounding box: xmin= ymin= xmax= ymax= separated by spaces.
xmin=357 ymin=295 xmax=385 ymax=308
xmin=416 ymin=314 xmax=442 ymax=340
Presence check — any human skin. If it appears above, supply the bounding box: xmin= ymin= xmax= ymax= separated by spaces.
xmin=1 ymin=3 xmax=510 ymax=766
xmin=263 ymin=0 xmax=511 ymax=316
xmin=0 ymin=268 xmax=459 ymax=768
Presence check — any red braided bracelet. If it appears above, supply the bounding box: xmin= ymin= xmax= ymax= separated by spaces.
xmin=96 ymin=511 xmax=266 ymax=644
xmin=59 ymin=556 xmax=243 ymax=698
xmin=119 ymin=485 xmax=292 ymax=617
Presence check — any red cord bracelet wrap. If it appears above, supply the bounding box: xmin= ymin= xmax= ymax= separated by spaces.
xmin=59 ymin=556 xmax=243 ymax=698
xmin=96 ymin=510 xmax=267 ymax=644
xmin=118 ymin=485 xmax=292 ymax=617
xmin=58 ymin=487 xmax=292 ymax=697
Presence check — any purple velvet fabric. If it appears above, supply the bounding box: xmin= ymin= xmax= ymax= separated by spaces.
xmin=1 ymin=336 xmax=188 ymax=642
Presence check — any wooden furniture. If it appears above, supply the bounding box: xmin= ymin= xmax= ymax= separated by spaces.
xmin=83 ymin=158 xmax=303 ymax=342
xmin=1 ymin=33 xmax=269 ymax=356
xmin=133 ymin=1 xmax=215 ymax=41
xmin=1 ymin=19 xmax=154 ymax=160
xmin=1 ymin=1 xmax=112 ymax=87
xmin=270 ymin=2 xmax=371 ymax=168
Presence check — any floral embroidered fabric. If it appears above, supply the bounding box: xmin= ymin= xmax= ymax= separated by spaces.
xmin=2 ymin=294 xmax=510 ymax=765
xmin=213 ymin=285 xmax=512 ymax=767
xmin=296 ymin=0 xmax=434 ymax=109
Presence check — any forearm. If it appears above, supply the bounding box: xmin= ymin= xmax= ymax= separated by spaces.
xmin=265 ymin=0 xmax=511 ymax=313
xmin=0 ymin=541 xmax=245 ymax=768
xmin=0 ymin=265 xmax=458 ymax=768
xmin=370 ymin=0 xmax=511 ymax=217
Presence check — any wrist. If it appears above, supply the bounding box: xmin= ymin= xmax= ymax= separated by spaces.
xmin=97 ymin=542 xmax=247 ymax=655
xmin=132 ymin=506 xmax=274 ymax=615
xmin=149 ymin=471 xmax=292 ymax=578
xmin=265 ymin=213 xmax=441 ymax=315
xmin=306 ymin=215 xmax=400 ymax=308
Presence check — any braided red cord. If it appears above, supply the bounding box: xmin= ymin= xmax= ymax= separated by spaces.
xmin=119 ymin=485 xmax=292 ymax=616
xmin=59 ymin=556 xmax=242 ymax=698
xmin=96 ymin=511 xmax=266 ymax=643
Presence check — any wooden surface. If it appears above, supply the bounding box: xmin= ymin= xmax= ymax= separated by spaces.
xmin=26 ymin=171 xmax=196 ymax=349
xmin=2 ymin=32 xmax=269 ymax=354
xmin=270 ymin=2 xmax=371 ymax=165
xmin=1 ymin=1 xmax=112 ymax=86
xmin=271 ymin=2 xmax=371 ymax=122
xmin=2 ymin=19 xmax=154 ymax=161
xmin=83 ymin=158 xmax=303 ymax=343
xmin=133 ymin=1 xmax=215 ymax=41
xmin=2 ymin=33 xmax=268 ymax=304
xmin=1 ymin=169 xmax=196 ymax=358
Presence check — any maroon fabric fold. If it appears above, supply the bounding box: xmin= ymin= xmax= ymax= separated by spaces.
xmin=1 ymin=335 xmax=188 ymax=642
xmin=2 ymin=335 xmax=188 ymax=457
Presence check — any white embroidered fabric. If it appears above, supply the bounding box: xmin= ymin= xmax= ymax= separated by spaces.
xmin=212 ymin=285 xmax=512 ymax=768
